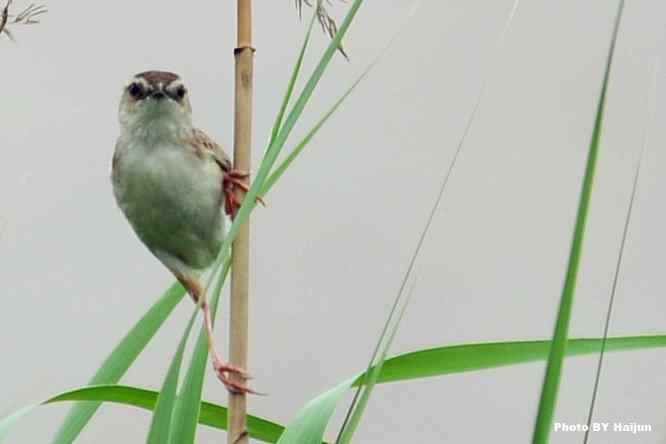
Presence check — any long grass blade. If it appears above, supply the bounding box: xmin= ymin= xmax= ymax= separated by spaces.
xmin=168 ymin=260 xmax=230 ymax=444
xmin=275 ymin=335 xmax=666 ymax=444
xmin=269 ymin=8 xmax=317 ymax=148
xmin=50 ymin=282 xmax=186 ymax=444
xmin=531 ymin=2 xmax=625 ymax=442
xmin=34 ymin=385 xmax=285 ymax=443
xmin=261 ymin=0 xmax=409 ymax=196
xmin=261 ymin=59 xmax=368 ymax=196
xmin=582 ymin=57 xmax=660 ymax=444
xmin=146 ymin=308 xmax=198 ymax=444
xmin=3 ymin=335 xmax=665 ymax=443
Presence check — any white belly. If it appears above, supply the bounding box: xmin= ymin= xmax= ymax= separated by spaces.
xmin=113 ymin=140 xmax=225 ymax=271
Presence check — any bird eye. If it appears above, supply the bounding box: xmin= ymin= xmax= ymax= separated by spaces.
xmin=175 ymin=86 xmax=187 ymax=99
xmin=128 ymin=83 xmax=144 ymax=98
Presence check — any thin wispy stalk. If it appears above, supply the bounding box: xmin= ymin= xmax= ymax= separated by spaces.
xmin=0 ymin=0 xmax=47 ymax=41
xmin=335 ymin=1 xmax=520 ymax=439
xmin=582 ymin=57 xmax=660 ymax=444
xmin=531 ymin=1 xmax=625 ymax=442
xmin=295 ymin=0 xmax=348 ymax=58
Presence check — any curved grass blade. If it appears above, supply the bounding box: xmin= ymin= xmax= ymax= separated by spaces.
xmin=370 ymin=335 xmax=666 ymax=384
xmin=1 ymin=385 xmax=286 ymax=444
xmin=146 ymin=307 xmax=198 ymax=444
xmin=532 ymin=2 xmax=625 ymax=442
xmin=582 ymin=57 xmax=660 ymax=444
xmin=52 ymin=386 xmax=285 ymax=443
xmin=276 ymin=379 xmax=352 ymax=444
xmin=51 ymin=282 xmax=186 ymax=444
xmin=3 ymin=335 xmax=665 ymax=443
xmin=276 ymin=335 xmax=666 ymax=444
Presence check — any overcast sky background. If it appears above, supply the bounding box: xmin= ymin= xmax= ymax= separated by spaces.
xmin=2 ymin=1 xmax=666 ymax=443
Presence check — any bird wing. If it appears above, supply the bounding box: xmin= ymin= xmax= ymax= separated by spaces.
xmin=184 ymin=128 xmax=232 ymax=172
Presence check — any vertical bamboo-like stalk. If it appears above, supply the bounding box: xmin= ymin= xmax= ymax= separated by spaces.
xmin=229 ymin=0 xmax=253 ymax=443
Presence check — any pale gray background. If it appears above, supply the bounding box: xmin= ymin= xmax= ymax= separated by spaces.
xmin=1 ymin=1 xmax=665 ymax=443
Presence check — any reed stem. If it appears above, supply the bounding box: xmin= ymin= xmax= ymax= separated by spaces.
xmin=229 ymin=0 xmax=253 ymax=442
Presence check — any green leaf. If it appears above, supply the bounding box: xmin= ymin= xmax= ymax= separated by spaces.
xmin=146 ymin=308 xmax=198 ymax=444
xmin=263 ymin=0 xmax=417 ymax=197
xmin=277 ymin=335 xmax=666 ymax=444
xmin=3 ymin=385 xmax=285 ymax=444
xmin=531 ymin=2 xmax=625 ymax=443
xmin=277 ymin=379 xmax=352 ymax=444
xmin=168 ymin=259 xmax=230 ymax=444
xmin=268 ymin=8 xmax=317 ymax=148
xmin=50 ymin=282 xmax=186 ymax=444
xmin=369 ymin=335 xmax=666 ymax=384
xmin=3 ymin=336 xmax=666 ymax=444
xmin=261 ymin=26 xmax=387 ymax=196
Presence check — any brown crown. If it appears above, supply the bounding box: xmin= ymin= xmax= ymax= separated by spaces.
xmin=135 ymin=70 xmax=180 ymax=87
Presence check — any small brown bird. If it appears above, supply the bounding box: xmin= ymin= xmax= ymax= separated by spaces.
xmin=111 ymin=70 xmax=257 ymax=394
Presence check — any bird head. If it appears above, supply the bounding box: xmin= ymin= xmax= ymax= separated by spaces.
xmin=119 ymin=70 xmax=193 ymax=134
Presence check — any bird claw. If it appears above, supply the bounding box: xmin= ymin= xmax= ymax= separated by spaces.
xmin=223 ymin=169 xmax=266 ymax=218
xmin=179 ymin=275 xmax=265 ymax=396
xmin=226 ymin=170 xmax=250 ymax=180
xmin=213 ymin=363 xmax=264 ymax=395
xmin=222 ymin=377 xmax=264 ymax=396
xmin=213 ymin=361 xmax=252 ymax=380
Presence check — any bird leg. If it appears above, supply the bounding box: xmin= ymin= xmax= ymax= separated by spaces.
xmin=222 ymin=169 xmax=266 ymax=219
xmin=177 ymin=274 xmax=257 ymax=395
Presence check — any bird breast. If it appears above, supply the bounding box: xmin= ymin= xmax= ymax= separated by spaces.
xmin=112 ymin=138 xmax=225 ymax=271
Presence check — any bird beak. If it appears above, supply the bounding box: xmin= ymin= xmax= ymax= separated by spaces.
xmin=151 ymin=90 xmax=166 ymax=100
